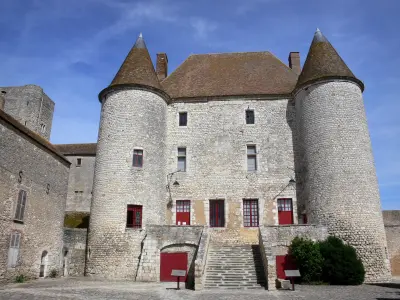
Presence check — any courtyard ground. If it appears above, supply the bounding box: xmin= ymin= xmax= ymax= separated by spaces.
xmin=0 ymin=277 xmax=399 ymax=300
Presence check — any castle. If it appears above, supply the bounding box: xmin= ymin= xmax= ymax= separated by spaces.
xmin=0 ymin=29 xmax=398 ymax=289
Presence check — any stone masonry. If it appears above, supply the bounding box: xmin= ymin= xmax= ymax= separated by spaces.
xmin=0 ymin=110 xmax=69 ymax=282
xmin=383 ymin=210 xmax=400 ymax=276
xmin=1 ymin=85 xmax=54 ymax=140
xmin=295 ymin=81 xmax=392 ymax=282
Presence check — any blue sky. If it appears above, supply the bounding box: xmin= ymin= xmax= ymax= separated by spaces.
xmin=1 ymin=0 xmax=399 ymax=209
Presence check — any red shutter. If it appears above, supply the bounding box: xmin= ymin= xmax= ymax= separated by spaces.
xmin=278 ymin=198 xmax=293 ymax=225
xmin=160 ymin=252 xmax=188 ymax=282
xmin=176 ymin=200 xmax=190 ymax=225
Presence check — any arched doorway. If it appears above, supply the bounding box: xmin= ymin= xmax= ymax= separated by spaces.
xmin=39 ymin=250 xmax=48 ymax=278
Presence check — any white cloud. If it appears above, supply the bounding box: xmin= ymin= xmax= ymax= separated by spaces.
xmin=190 ymin=17 xmax=218 ymax=40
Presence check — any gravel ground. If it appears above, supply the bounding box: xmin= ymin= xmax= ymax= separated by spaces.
xmin=0 ymin=277 xmax=399 ymax=300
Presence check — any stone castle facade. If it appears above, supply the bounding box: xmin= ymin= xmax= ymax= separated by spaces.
xmin=0 ymin=29 xmax=398 ymax=288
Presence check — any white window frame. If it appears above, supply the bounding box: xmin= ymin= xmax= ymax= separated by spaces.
xmin=177 ymin=147 xmax=187 ymax=172
xmin=247 ymin=145 xmax=257 ymax=172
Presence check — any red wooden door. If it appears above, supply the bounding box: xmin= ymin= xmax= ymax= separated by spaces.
xmin=176 ymin=200 xmax=190 ymax=225
xmin=276 ymin=255 xmax=297 ymax=279
xmin=278 ymin=198 xmax=293 ymax=225
xmin=160 ymin=252 xmax=188 ymax=282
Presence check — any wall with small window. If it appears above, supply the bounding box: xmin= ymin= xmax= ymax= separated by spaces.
xmin=166 ymin=96 xmax=297 ymax=242
xmin=0 ymin=113 xmax=69 ymax=282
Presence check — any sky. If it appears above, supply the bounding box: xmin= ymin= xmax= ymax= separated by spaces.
xmin=1 ymin=0 xmax=399 ymax=209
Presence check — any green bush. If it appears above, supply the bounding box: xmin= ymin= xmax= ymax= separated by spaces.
xmin=49 ymin=269 xmax=59 ymax=278
xmin=15 ymin=274 xmax=27 ymax=283
xmin=288 ymin=236 xmax=365 ymax=285
xmin=289 ymin=237 xmax=323 ymax=283
xmin=319 ymin=236 xmax=365 ymax=285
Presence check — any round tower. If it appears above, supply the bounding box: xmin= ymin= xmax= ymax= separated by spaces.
xmin=294 ymin=29 xmax=391 ymax=282
xmin=86 ymin=34 xmax=169 ymax=278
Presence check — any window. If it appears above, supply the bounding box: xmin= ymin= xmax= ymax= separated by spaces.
xmin=8 ymin=232 xmax=21 ymax=268
xmin=40 ymin=123 xmax=46 ymax=133
xmin=277 ymin=198 xmax=293 ymax=225
xmin=127 ymin=205 xmax=142 ymax=228
xmin=74 ymin=191 xmax=83 ymax=202
xmin=14 ymin=190 xmax=27 ymax=222
xmin=179 ymin=112 xmax=187 ymax=126
xmin=246 ymin=110 xmax=255 ymax=124
xmin=176 ymin=200 xmax=190 ymax=225
xmin=210 ymin=200 xmax=225 ymax=227
xmin=243 ymin=199 xmax=259 ymax=227
xmin=247 ymin=145 xmax=257 ymax=171
xmin=76 ymin=158 xmax=82 ymax=167
xmin=177 ymin=147 xmax=186 ymax=172
xmin=133 ymin=149 xmax=143 ymax=168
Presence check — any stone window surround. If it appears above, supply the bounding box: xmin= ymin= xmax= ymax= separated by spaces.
xmin=177 ymin=147 xmax=187 ymax=172
xmin=14 ymin=188 xmax=27 ymax=223
xmin=131 ymin=146 xmax=144 ymax=169
xmin=178 ymin=111 xmax=188 ymax=127
xmin=8 ymin=231 xmax=22 ymax=268
xmin=246 ymin=144 xmax=259 ymax=172
xmin=272 ymin=191 xmax=298 ymax=226
xmin=245 ymin=108 xmax=255 ymax=125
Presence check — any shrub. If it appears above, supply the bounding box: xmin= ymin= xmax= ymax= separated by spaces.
xmin=289 ymin=237 xmax=323 ymax=283
xmin=319 ymin=236 xmax=365 ymax=285
xmin=15 ymin=274 xmax=27 ymax=283
xmin=49 ymin=269 xmax=59 ymax=278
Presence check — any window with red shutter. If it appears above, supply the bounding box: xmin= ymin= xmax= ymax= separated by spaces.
xmin=210 ymin=200 xmax=225 ymax=227
xmin=176 ymin=200 xmax=190 ymax=225
xmin=126 ymin=205 xmax=142 ymax=228
xmin=277 ymin=198 xmax=294 ymax=225
xmin=243 ymin=199 xmax=259 ymax=227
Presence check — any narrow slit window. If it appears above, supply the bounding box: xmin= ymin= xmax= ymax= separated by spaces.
xmin=133 ymin=149 xmax=143 ymax=168
xmin=179 ymin=112 xmax=187 ymax=126
xmin=247 ymin=145 xmax=257 ymax=171
xmin=14 ymin=190 xmax=27 ymax=222
xmin=76 ymin=158 xmax=82 ymax=167
xmin=177 ymin=147 xmax=186 ymax=172
xmin=246 ymin=110 xmax=255 ymax=124
xmin=127 ymin=205 xmax=142 ymax=228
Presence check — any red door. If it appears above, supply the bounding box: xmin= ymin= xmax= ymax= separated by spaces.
xmin=278 ymin=198 xmax=293 ymax=225
xmin=160 ymin=252 xmax=188 ymax=282
xmin=176 ymin=200 xmax=190 ymax=225
xmin=276 ymin=255 xmax=297 ymax=279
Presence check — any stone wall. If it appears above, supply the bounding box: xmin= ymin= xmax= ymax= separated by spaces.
xmin=64 ymin=155 xmax=95 ymax=212
xmin=259 ymin=225 xmax=328 ymax=290
xmin=0 ymin=111 xmax=69 ymax=282
xmin=136 ymin=225 xmax=204 ymax=288
xmin=383 ymin=210 xmax=400 ymax=276
xmin=63 ymin=229 xmax=87 ymax=277
xmin=1 ymin=85 xmax=54 ymax=140
xmin=166 ymin=97 xmax=298 ymax=245
xmin=87 ymin=88 xmax=168 ymax=278
xmin=295 ymin=80 xmax=392 ymax=282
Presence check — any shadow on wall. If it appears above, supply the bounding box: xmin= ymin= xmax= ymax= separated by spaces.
xmin=64 ymin=212 xmax=90 ymax=228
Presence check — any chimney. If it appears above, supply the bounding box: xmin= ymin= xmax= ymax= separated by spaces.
xmin=288 ymin=52 xmax=301 ymax=75
xmin=0 ymin=91 xmax=6 ymax=110
xmin=156 ymin=53 xmax=168 ymax=81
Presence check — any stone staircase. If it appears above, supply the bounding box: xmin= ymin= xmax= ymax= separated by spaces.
xmin=204 ymin=244 xmax=266 ymax=289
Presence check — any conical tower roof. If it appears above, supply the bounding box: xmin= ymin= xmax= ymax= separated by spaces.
xmin=296 ymin=29 xmax=363 ymax=91
xmin=108 ymin=33 xmax=162 ymax=90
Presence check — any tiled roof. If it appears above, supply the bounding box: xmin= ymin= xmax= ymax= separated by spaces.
xmin=0 ymin=110 xmax=70 ymax=166
xmin=108 ymin=34 xmax=162 ymax=91
xmin=161 ymin=51 xmax=298 ymax=99
xmin=296 ymin=29 xmax=363 ymax=91
xmin=54 ymin=143 xmax=97 ymax=155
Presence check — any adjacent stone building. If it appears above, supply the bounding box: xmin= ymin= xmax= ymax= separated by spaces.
xmin=0 ymin=97 xmax=69 ymax=282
